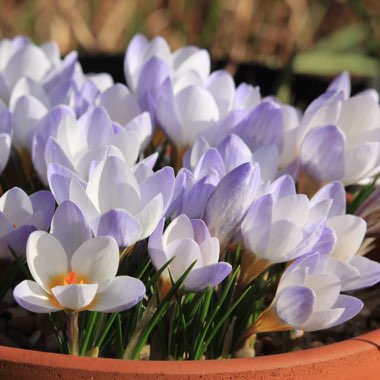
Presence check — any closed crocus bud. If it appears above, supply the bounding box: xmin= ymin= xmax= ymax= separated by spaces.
xmin=14 ymin=231 xmax=145 ymax=313
xmin=0 ymin=187 xmax=55 ymax=258
xmin=239 ymin=252 xmax=363 ymax=345
xmin=204 ymin=162 xmax=261 ymax=252
xmin=299 ymin=73 xmax=380 ymax=191
xmin=148 ymin=216 xmax=231 ymax=295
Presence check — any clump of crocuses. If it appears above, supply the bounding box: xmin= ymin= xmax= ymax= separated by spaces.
xmin=0 ymin=34 xmax=378 ymax=360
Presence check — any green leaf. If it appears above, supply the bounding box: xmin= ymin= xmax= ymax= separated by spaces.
xmin=293 ymin=51 xmax=379 ymax=77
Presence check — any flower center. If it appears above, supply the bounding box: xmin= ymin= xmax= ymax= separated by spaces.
xmin=49 ymin=271 xmax=90 ymax=290
xmin=64 ymin=271 xmax=82 ymax=285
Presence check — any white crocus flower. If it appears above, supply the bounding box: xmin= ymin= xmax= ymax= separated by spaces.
xmin=14 ymin=231 xmax=145 ymax=313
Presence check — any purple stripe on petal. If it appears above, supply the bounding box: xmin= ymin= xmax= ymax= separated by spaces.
xmin=184 ymin=262 xmax=232 ymax=292
xmin=275 ymin=285 xmax=315 ymax=326
xmin=301 ymin=125 xmax=345 ymax=183
xmin=30 ymin=190 xmax=55 ymax=231
xmin=96 ymin=209 xmax=142 ymax=248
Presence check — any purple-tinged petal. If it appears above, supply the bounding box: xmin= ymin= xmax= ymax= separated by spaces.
xmin=301 ymin=125 xmax=345 ymax=183
xmin=193 ymin=148 xmax=225 ymax=180
xmin=95 ymin=209 xmax=142 ymax=248
xmin=14 ymin=280 xmax=61 ymax=313
xmin=269 ymin=175 xmax=296 ymax=201
xmin=51 ymin=200 xmax=92 ymax=258
xmin=343 ymin=256 xmax=380 ymax=291
xmin=217 ymin=134 xmax=251 ymax=173
xmin=45 ymin=137 xmax=76 ymax=172
xmin=301 ymin=295 xmax=362 ymax=331
xmin=327 ymin=71 xmax=350 ymax=100
xmin=180 ymin=175 xmax=216 ymax=219
xmin=275 ymin=285 xmax=315 ymax=326
xmin=204 ymin=162 xmax=261 ymax=248
xmin=311 ymin=181 xmax=345 ymax=217
xmin=139 ymin=166 xmax=175 ymax=213
xmin=0 ymin=224 xmax=36 ymax=259
xmin=48 ymin=163 xmax=86 ymax=205
xmin=43 ymin=51 xmax=77 ymax=93
xmin=184 ymin=262 xmax=232 ymax=292
xmin=234 ymin=100 xmax=283 ymax=152
xmin=309 ymin=225 xmax=336 ymax=257
xmin=241 ymin=194 xmax=273 ymax=255
xmin=78 ymin=106 xmax=113 ymax=148
xmin=29 ymin=190 xmax=55 ymax=231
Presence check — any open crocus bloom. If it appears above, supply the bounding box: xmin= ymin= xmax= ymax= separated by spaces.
xmin=148 ymin=215 xmax=231 ymax=293
xmin=14 ymin=231 xmax=145 ymax=313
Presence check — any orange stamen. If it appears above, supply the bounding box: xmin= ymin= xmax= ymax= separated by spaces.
xmin=65 ymin=271 xmax=77 ymax=285
xmin=12 ymin=223 xmax=16 ymax=229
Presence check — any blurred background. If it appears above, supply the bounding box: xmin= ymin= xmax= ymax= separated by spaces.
xmin=1 ymin=0 xmax=380 ymax=105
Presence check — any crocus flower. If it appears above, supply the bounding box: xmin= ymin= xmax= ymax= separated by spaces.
xmin=240 ymin=252 xmax=363 ymax=342
xmin=299 ymin=72 xmax=380 ymax=187
xmin=0 ymin=36 xmax=77 ymax=105
xmin=157 ymin=71 xmax=235 ymax=158
xmin=41 ymin=107 xmax=150 ymax=183
xmin=239 ymin=175 xmax=333 ymax=286
xmin=0 ymin=187 xmax=55 ymax=258
xmin=148 ymin=215 xmax=231 ymax=293
xmin=48 ymin=155 xmax=175 ymax=248
xmin=14 ymin=231 xmax=145 ymax=313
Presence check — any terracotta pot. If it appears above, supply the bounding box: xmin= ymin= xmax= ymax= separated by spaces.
xmin=0 ymin=329 xmax=379 ymax=379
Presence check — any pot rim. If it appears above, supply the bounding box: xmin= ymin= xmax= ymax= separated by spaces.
xmin=0 ymin=329 xmax=379 ymax=379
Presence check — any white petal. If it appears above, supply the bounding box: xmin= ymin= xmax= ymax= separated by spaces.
xmin=71 ymin=237 xmax=119 ymax=292
xmin=135 ymin=193 xmax=163 ymax=240
xmin=167 ymin=238 xmax=202 ymax=281
xmin=0 ymin=187 xmax=33 ymax=226
xmin=52 ymin=283 xmax=98 ymax=311
xmin=327 ymin=215 xmax=366 ymax=262
xmin=163 ymin=214 xmax=194 ymax=247
xmin=27 ymin=231 xmax=68 ymax=292
xmin=91 ymin=276 xmax=145 ymax=312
